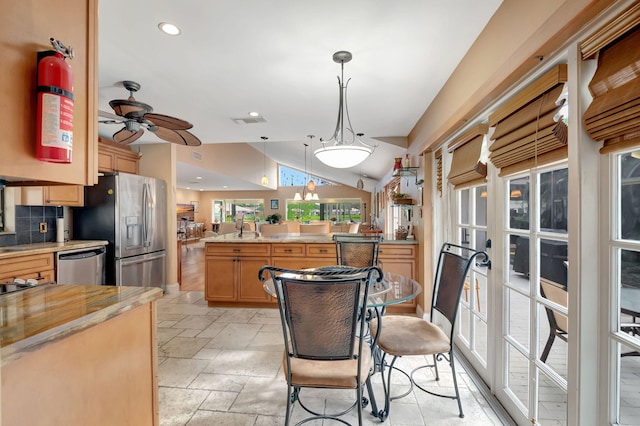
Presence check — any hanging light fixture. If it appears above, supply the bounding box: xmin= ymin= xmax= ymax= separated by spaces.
xmin=260 ymin=136 xmax=269 ymax=186
xmin=314 ymin=51 xmax=376 ymax=169
xmin=356 ymin=154 xmax=364 ymax=190
xmin=294 ymin=142 xmax=320 ymax=201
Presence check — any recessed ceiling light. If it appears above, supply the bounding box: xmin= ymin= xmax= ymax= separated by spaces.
xmin=248 ymin=112 xmax=260 ymax=117
xmin=196 ymin=176 xmax=202 ymax=180
xmin=158 ymin=22 xmax=181 ymax=36
xmin=186 ymin=187 xmax=190 ymax=190
xmin=223 ymin=185 xmax=228 ymax=189
xmin=200 ymin=188 xmax=204 ymax=191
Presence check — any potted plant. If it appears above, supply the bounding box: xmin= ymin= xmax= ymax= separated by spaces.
xmin=392 ymin=192 xmax=413 ymax=205
xmin=266 ymin=213 xmax=282 ymax=224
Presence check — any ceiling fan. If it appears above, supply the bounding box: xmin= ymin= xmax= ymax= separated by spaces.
xmin=99 ymin=80 xmax=201 ymax=146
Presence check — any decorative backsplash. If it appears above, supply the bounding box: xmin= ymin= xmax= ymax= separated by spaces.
xmin=0 ymin=206 xmax=62 ymax=247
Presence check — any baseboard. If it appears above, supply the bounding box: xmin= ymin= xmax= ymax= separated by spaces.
xmin=165 ymin=283 xmax=180 ymax=294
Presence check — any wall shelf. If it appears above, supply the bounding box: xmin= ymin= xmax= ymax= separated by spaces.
xmin=393 ymin=167 xmax=421 ymax=185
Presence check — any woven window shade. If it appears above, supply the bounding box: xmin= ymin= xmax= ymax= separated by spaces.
xmin=434 ymin=148 xmax=443 ymax=197
xmin=446 ymin=123 xmax=488 ymax=189
xmin=583 ymin=25 xmax=640 ymax=154
xmin=488 ymin=64 xmax=568 ymax=176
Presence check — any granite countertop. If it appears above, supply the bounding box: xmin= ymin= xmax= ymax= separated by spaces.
xmin=0 ymin=284 xmax=162 ymax=366
xmin=201 ymin=233 xmax=418 ymax=245
xmin=0 ymin=240 xmax=108 ymax=260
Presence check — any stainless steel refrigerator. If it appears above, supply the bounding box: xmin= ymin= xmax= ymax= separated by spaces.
xmin=73 ymin=172 xmax=167 ymax=289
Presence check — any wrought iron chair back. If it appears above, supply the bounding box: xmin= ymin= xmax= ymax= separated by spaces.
xmin=333 ymin=234 xmax=383 ymax=268
xmin=259 ymin=265 xmax=383 ymax=425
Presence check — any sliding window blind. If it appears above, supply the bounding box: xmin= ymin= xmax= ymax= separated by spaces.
xmin=434 ymin=148 xmax=443 ymax=197
xmin=446 ymin=123 xmax=487 ymax=189
xmin=582 ymin=18 xmax=640 ymax=154
xmin=488 ymin=64 xmax=568 ymax=176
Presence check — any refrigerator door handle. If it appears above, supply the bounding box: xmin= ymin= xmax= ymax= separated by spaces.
xmin=119 ymin=251 xmax=166 ymax=267
xmin=142 ymin=183 xmax=153 ymax=247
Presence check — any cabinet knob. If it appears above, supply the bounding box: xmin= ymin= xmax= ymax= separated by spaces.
xmin=319 ymin=249 xmax=327 ymax=253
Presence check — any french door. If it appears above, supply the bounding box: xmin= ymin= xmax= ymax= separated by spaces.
xmin=497 ymin=164 xmax=570 ymax=425
xmin=454 ymin=185 xmax=490 ymax=380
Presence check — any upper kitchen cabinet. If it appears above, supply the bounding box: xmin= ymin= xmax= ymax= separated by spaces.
xmin=98 ymin=137 xmax=141 ymax=174
xmin=0 ymin=0 xmax=98 ymax=186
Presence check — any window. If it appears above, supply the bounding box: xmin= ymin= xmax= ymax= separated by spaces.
xmin=285 ymin=199 xmax=362 ymax=223
xmin=212 ymin=199 xmax=264 ymax=222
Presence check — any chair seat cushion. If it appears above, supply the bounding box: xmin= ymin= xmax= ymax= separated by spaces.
xmin=284 ymin=342 xmax=372 ymax=389
xmin=372 ymin=315 xmax=450 ymax=356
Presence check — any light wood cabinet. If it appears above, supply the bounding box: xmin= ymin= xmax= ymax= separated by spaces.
xmin=21 ymin=185 xmax=84 ymax=206
xmin=98 ymin=138 xmax=142 ymax=174
xmin=0 ymin=0 xmax=98 ymax=186
xmin=379 ymin=245 xmax=417 ymax=313
xmin=205 ymin=244 xmax=272 ymax=305
xmin=205 ymin=241 xmax=418 ymax=311
xmin=0 ymin=253 xmax=55 ymax=284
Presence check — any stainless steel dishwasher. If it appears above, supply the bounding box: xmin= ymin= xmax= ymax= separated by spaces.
xmin=56 ymin=246 xmax=106 ymax=285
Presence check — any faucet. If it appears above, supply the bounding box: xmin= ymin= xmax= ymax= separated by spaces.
xmin=238 ymin=213 xmax=245 ymax=237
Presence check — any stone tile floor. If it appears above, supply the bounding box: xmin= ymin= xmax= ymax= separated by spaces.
xmin=157 ymin=289 xmax=507 ymax=425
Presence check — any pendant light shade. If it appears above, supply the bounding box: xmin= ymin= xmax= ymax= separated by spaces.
xmin=307 ymin=135 xmax=316 ymax=191
xmin=314 ymin=51 xmax=376 ymax=169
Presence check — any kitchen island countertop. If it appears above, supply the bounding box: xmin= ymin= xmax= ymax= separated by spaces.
xmin=0 ymin=284 xmax=162 ymax=366
xmin=201 ymin=232 xmax=418 ymax=244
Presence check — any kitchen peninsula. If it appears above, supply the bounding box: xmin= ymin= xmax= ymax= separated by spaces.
xmin=203 ymin=233 xmax=419 ymax=313
xmin=1 ymin=284 xmax=162 ymax=425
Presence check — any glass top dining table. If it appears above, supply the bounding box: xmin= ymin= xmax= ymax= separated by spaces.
xmin=262 ymin=265 xmax=422 ymax=308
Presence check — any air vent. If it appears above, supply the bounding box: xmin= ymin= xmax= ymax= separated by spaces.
xmin=192 ymin=151 xmax=202 ymax=160
xmin=232 ymin=116 xmax=268 ymax=125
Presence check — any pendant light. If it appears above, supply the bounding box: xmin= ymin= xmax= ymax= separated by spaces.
xmin=314 ymin=51 xmax=377 ymax=169
xmin=356 ymin=149 xmax=364 ymax=190
xmin=260 ymin=136 xmax=269 ymax=186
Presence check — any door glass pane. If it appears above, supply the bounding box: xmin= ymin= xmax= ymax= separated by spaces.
xmin=507 ymin=343 xmax=530 ymax=409
xmin=537 ymin=372 xmax=567 ymax=425
xmin=476 ymin=317 xmax=488 ymax=361
xmin=620 ymin=152 xmax=640 ymax=241
xmin=461 ymin=227 xmax=471 ymax=247
xmin=619 ymin=343 xmax=640 ymax=425
xmin=510 ymin=177 xmax=529 ymax=230
xmin=540 ymin=238 xmax=568 ymax=287
xmin=508 ymin=288 xmax=530 ymax=350
xmin=538 ymin=302 xmax=568 ymax=379
xmin=459 ymin=303 xmax=471 ymax=344
xmin=460 ymin=188 xmax=470 ymax=224
xmin=539 ymin=168 xmax=568 ymax=233
xmin=509 ymin=233 xmax=530 ymax=291
xmin=475 ymin=185 xmax=487 ymax=226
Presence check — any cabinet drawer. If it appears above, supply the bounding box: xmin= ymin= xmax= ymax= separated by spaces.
xmin=272 ymin=244 xmax=305 ymax=256
xmin=379 ymin=245 xmax=415 ymax=258
xmin=306 ymin=244 xmax=336 ymax=258
xmin=205 ymin=243 xmax=271 ymax=256
xmin=0 ymin=253 xmax=55 ymax=279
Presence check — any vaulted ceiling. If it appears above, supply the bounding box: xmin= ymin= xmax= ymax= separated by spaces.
xmin=97 ymin=0 xmax=502 ymax=191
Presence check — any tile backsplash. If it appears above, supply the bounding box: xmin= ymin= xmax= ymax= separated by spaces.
xmin=0 ymin=206 xmax=62 ymax=247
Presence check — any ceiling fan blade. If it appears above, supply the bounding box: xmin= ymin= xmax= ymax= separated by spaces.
xmin=144 ymin=113 xmax=193 ymax=130
xmin=99 ymin=109 xmax=122 ymax=120
xmin=113 ymin=127 xmax=144 ymax=145
xmin=152 ymin=127 xmax=202 ymax=146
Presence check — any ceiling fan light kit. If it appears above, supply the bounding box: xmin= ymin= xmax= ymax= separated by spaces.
xmin=314 ymin=51 xmax=376 ymax=169
xmin=101 ymin=80 xmax=202 ymax=146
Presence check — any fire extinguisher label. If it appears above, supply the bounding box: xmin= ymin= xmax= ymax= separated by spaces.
xmin=40 ymin=93 xmax=73 ymax=149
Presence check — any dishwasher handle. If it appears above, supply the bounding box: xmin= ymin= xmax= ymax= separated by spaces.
xmin=58 ymin=246 xmax=106 ymax=260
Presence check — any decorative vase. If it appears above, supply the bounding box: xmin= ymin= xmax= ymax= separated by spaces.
xmin=393 ymin=157 xmax=403 ymax=171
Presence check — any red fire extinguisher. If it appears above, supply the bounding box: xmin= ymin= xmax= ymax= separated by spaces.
xmin=36 ymin=37 xmax=74 ymax=163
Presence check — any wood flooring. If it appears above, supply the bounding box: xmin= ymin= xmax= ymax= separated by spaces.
xmin=179 ymin=241 xmax=205 ymax=292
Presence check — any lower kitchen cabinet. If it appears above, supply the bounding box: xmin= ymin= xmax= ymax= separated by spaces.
xmin=205 ymin=243 xmax=272 ymax=306
xmin=205 ymin=241 xmax=418 ymax=311
xmin=0 ymin=253 xmax=55 ymax=284
xmin=379 ymin=245 xmax=417 ymax=313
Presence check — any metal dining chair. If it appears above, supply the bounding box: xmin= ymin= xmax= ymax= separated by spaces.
xmin=259 ymin=265 xmax=383 ymax=426
xmin=371 ymin=242 xmax=489 ymax=420
xmin=333 ymin=234 xmax=383 ymax=268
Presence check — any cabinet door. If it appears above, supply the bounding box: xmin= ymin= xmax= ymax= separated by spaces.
xmin=44 ymin=186 xmax=84 ymax=206
xmin=205 ymin=257 xmax=236 ymax=301
xmin=237 ymin=256 xmax=272 ymax=303
xmin=379 ymin=246 xmax=417 ymax=312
